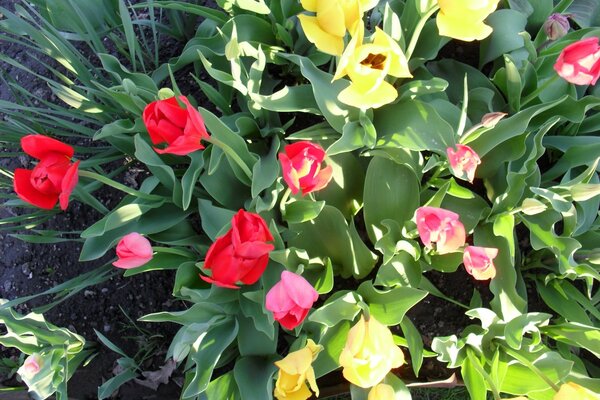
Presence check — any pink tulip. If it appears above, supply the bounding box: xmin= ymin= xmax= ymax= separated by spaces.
xmin=265 ymin=271 xmax=319 ymax=330
xmin=18 ymin=354 xmax=41 ymax=379
xmin=554 ymin=37 xmax=600 ymax=86
xmin=447 ymin=144 xmax=481 ymax=183
xmin=279 ymin=141 xmax=333 ymax=196
xmin=113 ymin=232 xmax=153 ymax=269
xmin=416 ymin=206 xmax=466 ymax=254
xmin=463 ymin=246 xmax=498 ymax=280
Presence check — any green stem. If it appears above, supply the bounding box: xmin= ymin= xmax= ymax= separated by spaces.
xmin=406 ymin=5 xmax=441 ymax=61
xmin=78 ymin=170 xmax=165 ymax=201
xmin=502 ymin=346 xmax=561 ymax=392
xmin=521 ymin=75 xmax=560 ymax=107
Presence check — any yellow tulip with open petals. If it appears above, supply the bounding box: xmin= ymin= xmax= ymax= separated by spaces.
xmin=436 ymin=0 xmax=499 ymax=41
xmin=333 ymin=25 xmax=412 ymax=109
xmin=369 ymin=383 xmax=396 ymax=399
xmin=339 ymin=315 xmax=405 ymax=388
xmin=274 ymin=339 xmax=323 ymax=400
xmin=298 ymin=0 xmax=378 ymax=56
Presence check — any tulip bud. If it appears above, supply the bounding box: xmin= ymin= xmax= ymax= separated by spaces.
xmin=544 ymin=14 xmax=570 ymax=41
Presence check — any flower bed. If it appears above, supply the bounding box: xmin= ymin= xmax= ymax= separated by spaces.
xmin=1 ymin=0 xmax=600 ymax=399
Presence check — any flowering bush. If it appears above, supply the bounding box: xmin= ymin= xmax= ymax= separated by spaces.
xmin=2 ymin=0 xmax=600 ymax=399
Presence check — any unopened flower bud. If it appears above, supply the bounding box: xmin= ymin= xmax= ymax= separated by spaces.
xmin=544 ymin=14 xmax=570 ymax=40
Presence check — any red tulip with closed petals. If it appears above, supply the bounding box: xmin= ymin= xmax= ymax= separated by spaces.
xmin=142 ymin=96 xmax=210 ymax=155
xmin=447 ymin=144 xmax=481 ymax=183
xmin=13 ymin=135 xmax=79 ymax=210
xmin=463 ymin=246 xmax=497 ymax=280
xmin=554 ymin=37 xmax=600 ymax=85
xmin=202 ymin=210 xmax=274 ymax=289
xmin=113 ymin=232 xmax=153 ymax=269
xmin=279 ymin=141 xmax=333 ymax=196
xmin=415 ymin=206 xmax=466 ymax=254
xmin=266 ymin=271 xmax=319 ymax=330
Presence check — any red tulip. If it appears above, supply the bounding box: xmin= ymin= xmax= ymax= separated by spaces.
xmin=265 ymin=271 xmax=319 ymax=330
xmin=463 ymin=246 xmax=498 ymax=280
xmin=279 ymin=141 xmax=333 ymax=196
xmin=415 ymin=206 xmax=466 ymax=254
xmin=554 ymin=37 xmax=600 ymax=85
xmin=142 ymin=96 xmax=209 ymax=155
xmin=113 ymin=232 xmax=153 ymax=269
xmin=447 ymin=144 xmax=481 ymax=183
xmin=201 ymin=210 xmax=274 ymax=289
xmin=13 ymin=135 xmax=79 ymax=210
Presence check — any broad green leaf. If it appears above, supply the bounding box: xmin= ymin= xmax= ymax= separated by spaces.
xmin=182 ymin=151 xmax=205 ymax=211
xmin=357 ymin=282 xmax=427 ymax=326
xmin=313 ymin=320 xmax=351 ymax=377
xmin=309 ymin=291 xmax=361 ymax=327
xmin=374 ymin=99 xmax=456 ymax=153
xmin=363 ymin=157 xmax=419 ymax=244
xmin=400 ymin=317 xmax=424 ymax=377
xmin=480 ymin=10 xmax=527 ymax=67
xmin=542 ymin=323 xmax=600 ymax=358
xmin=233 ymin=356 xmax=278 ymax=400
xmin=283 ymin=200 xmax=326 ymax=224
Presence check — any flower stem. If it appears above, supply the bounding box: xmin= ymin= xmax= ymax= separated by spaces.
xmin=406 ymin=5 xmax=441 ymax=61
xmin=78 ymin=170 xmax=165 ymax=201
xmin=279 ymin=187 xmax=292 ymax=217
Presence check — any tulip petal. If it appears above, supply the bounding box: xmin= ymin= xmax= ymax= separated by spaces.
xmin=338 ymin=80 xmax=398 ymax=109
xmin=21 ymin=135 xmax=74 ymax=160
xmin=59 ymin=161 xmax=79 ymax=210
xmin=14 ymin=169 xmax=59 ymax=209
xmin=298 ymin=14 xmax=344 ymax=56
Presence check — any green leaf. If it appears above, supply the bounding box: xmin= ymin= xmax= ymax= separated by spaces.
xmin=233 ymin=356 xmax=278 ymax=400
xmin=202 ymin=371 xmax=241 ymax=400
xmin=542 ymin=323 xmax=600 ymax=358
xmin=479 ymin=10 xmax=527 ymax=66
xmin=400 ymin=318 xmax=424 ymax=377
xmin=501 ymin=350 xmax=572 ymax=394
xmin=374 ymin=99 xmax=456 ymax=153
xmin=198 ymin=199 xmax=236 ymax=241
xmin=278 ymin=54 xmax=358 ymax=133
xmin=183 ymin=319 xmax=238 ymax=398
xmin=309 ymin=291 xmax=362 ymax=327
xmin=313 ymin=320 xmax=351 ymax=377
xmin=283 ymin=200 xmax=326 ymax=223
xmin=463 ymin=350 xmax=488 ymax=400
xmin=363 ymin=157 xmax=420 ymax=244
xmin=123 ymin=252 xmax=194 ymax=277
xmin=251 ymin=137 xmax=280 ymax=198
xmin=567 ymin=0 xmax=600 ymax=28
xmin=182 ymin=151 xmax=205 ymax=211
xmin=357 ymin=282 xmax=427 ymax=326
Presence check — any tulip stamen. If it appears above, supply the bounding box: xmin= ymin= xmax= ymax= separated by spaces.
xmin=360 ymin=53 xmax=387 ymax=70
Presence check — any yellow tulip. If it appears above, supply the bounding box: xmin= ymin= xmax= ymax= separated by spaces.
xmin=554 ymin=382 xmax=600 ymax=400
xmin=369 ymin=383 xmax=395 ymax=399
xmin=297 ymin=0 xmax=378 ymax=56
xmin=339 ymin=315 xmax=405 ymax=388
xmin=332 ymin=25 xmax=412 ymax=109
xmin=436 ymin=0 xmax=499 ymax=41
xmin=274 ymin=339 xmax=323 ymax=400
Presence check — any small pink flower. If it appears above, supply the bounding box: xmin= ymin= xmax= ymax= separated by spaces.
xmin=279 ymin=141 xmax=333 ymax=196
xmin=416 ymin=206 xmax=466 ymax=254
xmin=265 ymin=271 xmax=319 ymax=330
xmin=463 ymin=246 xmax=498 ymax=280
xmin=113 ymin=232 xmax=153 ymax=269
xmin=18 ymin=353 xmax=42 ymax=379
xmin=447 ymin=144 xmax=481 ymax=183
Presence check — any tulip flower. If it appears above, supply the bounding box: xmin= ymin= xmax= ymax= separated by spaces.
xmin=279 ymin=141 xmax=333 ymax=196
xmin=297 ymin=0 xmax=378 ymax=56
xmin=201 ymin=210 xmax=274 ymax=288
xmin=274 ymin=339 xmax=323 ymax=400
xmin=554 ymin=37 xmax=600 ymax=86
xmin=463 ymin=246 xmax=498 ymax=280
xmin=415 ymin=207 xmax=466 ymax=254
xmin=113 ymin=232 xmax=153 ymax=269
xmin=266 ymin=271 xmax=319 ymax=330
xmin=333 ymin=25 xmax=412 ymax=109
xmin=17 ymin=353 xmax=42 ymax=380
xmin=369 ymin=383 xmax=395 ymax=400
xmin=554 ymin=382 xmax=600 ymax=400
xmin=13 ymin=135 xmax=80 ymax=210
xmin=543 ymin=14 xmax=570 ymax=41
xmin=436 ymin=0 xmax=499 ymax=42
xmin=447 ymin=144 xmax=481 ymax=183
xmin=142 ymin=96 xmax=210 ymax=155
xmin=339 ymin=315 xmax=405 ymax=388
